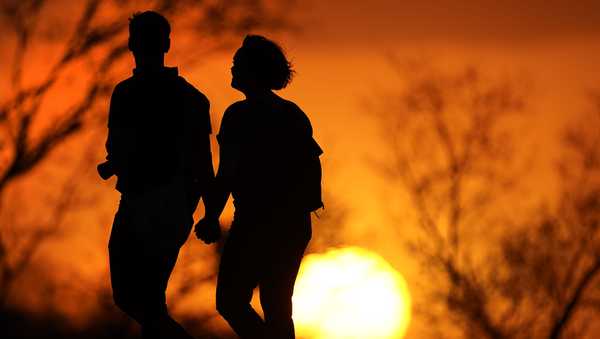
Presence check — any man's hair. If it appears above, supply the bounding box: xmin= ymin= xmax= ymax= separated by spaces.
xmin=128 ymin=11 xmax=171 ymax=54
xmin=236 ymin=35 xmax=294 ymax=90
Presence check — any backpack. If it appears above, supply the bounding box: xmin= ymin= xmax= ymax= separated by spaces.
xmin=298 ymin=137 xmax=324 ymax=212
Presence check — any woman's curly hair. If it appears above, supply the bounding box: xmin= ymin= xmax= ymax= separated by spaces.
xmin=236 ymin=35 xmax=294 ymax=90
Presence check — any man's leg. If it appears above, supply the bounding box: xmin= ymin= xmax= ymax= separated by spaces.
xmin=138 ymin=248 xmax=193 ymax=339
xmin=216 ymin=227 xmax=266 ymax=338
xmin=109 ymin=204 xmax=148 ymax=323
xmin=109 ymin=198 xmax=193 ymax=339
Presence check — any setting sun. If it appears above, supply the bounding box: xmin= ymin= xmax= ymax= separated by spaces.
xmin=293 ymin=247 xmax=411 ymax=339
xmin=5 ymin=1 xmax=600 ymax=338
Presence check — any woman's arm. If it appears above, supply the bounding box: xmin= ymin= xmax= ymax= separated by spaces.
xmin=195 ymin=105 xmax=239 ymax=243
xmin=195 ymin=142 xmax=236 ymax=244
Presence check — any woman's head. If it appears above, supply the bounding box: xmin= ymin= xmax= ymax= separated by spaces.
xmin=231 ymin=35 xmax=294 ymax=92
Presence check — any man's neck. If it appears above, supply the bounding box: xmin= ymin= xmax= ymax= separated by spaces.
xmin=134 ymin=54 xmax=165 ymax=72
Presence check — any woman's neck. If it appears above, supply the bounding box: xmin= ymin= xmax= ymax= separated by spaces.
xmin=243 ymin=88 xmax=275 ymax=101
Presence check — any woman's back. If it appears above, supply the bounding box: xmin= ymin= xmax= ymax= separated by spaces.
xmin=217 ymin=95 xmax=320 ymax=212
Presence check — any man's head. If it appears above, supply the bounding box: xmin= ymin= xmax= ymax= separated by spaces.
xmin=128 ymin=11 xmax=171 ymax=57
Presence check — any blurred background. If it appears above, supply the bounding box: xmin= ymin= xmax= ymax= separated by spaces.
xmin=1 ymin=0 xmax=600 ymax=338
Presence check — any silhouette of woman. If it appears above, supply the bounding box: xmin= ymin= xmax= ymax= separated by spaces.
xmin=195 ymin=35 xmax=323 ymax=339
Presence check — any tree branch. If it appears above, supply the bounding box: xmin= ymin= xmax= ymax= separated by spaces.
xmin=549 ymin=258 xmax=600 ymax=339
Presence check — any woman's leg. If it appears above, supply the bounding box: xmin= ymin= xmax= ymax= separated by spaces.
xmin=259 ymin=213 xmax=311 ymax=339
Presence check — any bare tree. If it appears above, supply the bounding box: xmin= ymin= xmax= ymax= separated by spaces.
xmin=0 ymin=0 xmax=295 ymax=312
xmin=375 ymin=59 xmax=600 ymax=338
xmin=498 ymin=100 xmax=600 ymax=339
xmin=374 ymin=60 xmax=526 ymax=338
xmin=0 ymin=134 xmax=99 ymax=307
xmin=0 ymin=0 xmax=295 ymax=195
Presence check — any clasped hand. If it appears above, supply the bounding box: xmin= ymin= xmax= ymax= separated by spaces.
xmin=194 ymin=217 xmax=221 ymax=244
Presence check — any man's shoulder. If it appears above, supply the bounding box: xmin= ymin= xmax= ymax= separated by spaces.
xmin=112 ymin=77 xmax=135 ymax=95
xmin=175 ymin=76 xmax=212 ymax=133
xmin=177 ymin=76 xmax=209 ymax=107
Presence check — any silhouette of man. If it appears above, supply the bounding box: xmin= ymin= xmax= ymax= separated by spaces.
xmin=98 ymin=11 xmax=213 ymax=339
xmin=195 ymin=35 xmax=323 ymax=339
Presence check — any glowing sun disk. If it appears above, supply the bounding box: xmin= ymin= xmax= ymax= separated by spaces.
xmin=293 ymin=247 xmax=411 ymax=339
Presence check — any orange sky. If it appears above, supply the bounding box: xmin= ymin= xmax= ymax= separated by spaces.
xmin=2 ymin=0 xmax=600 ymax=337
xmin=187 ymin=3 xmax=600 ymax=336
xmin=189 ymin=0 xmax=600 ymax=249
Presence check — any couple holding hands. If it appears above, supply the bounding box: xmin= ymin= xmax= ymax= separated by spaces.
xmin=99 ymin=11 xmax=323 ymax=339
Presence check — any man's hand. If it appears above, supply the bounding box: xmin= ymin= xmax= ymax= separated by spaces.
xmin=97 ymin=161 xmax=115 ymax=180
xmin=194 ymin=217 xmax=221 ymax=244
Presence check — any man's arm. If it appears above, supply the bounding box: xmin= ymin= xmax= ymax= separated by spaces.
xmin=184 ymin=90 xmax=213 ymax=212
xmin=99 ymin=85 xmax=125 ymax=180
xmin=194 ymin=165 xmax=230 ymax=245
xmin=203 ymin=146 xmax=234 ymax=220
xmin=203 ymin=105 xmax=239 ymax=219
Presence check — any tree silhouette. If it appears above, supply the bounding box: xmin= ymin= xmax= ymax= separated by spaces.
xmin=375 ymin=60 xmax=600 ymax=338
xmin=0 ymin=0 xmax=294 ymax=194
xmin=0 ymin=0 xmax=296 ymax=326
xmin=498 ymin=101 xmax=600 ymax=339
xmin=374 ymin=60 xmax=522 ymax=338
